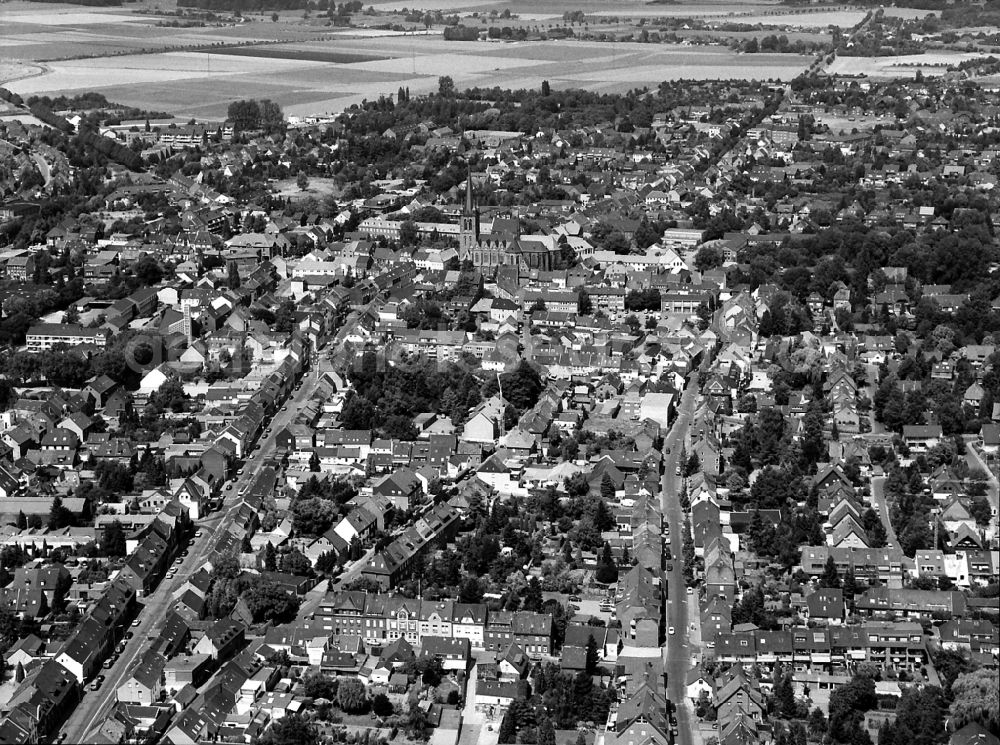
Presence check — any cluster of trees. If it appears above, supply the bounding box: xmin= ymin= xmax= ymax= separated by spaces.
xmin=877 ymin=686 xmax=949 ymax=745
xmin=226 ymin=99 xmax=285 ymax=134
xmin=0 ymin=609 xmax=38 ymax=675
xmin=290 ymin=476 xmax=358 ymax=536
xmin=758 ymin=292 xmax=813 ymax=338
xmin=340 ymin=355 xmax=486 ymax=435
xmin=498 ymin=663 xmax=614 ymax=742
xmin=259 ymin=714 xmax=319 ymax=745
xmin=1 ymin=348 xmax=93 ymax=387
xmin=0 ymin=275 xmax=83 ymax=347
xmin=740 ymin=34 xmax=824 ymax=55
xmin=873 ymin=369 xmax=977 ymax=437
xmin=948 ymin=668 xmax=1000 ymax=734
xmin=204 ymin=554 xmax=300 ymax=623
xmin=101 ymin=521 xmax=128 ymax=557
xmin=625 ymin=288 xmax=662 ymax=312
xmin=827 ymin=671 xmax=879 ymax=745
xmin=594 ymin=542 xmax=618 ymax=584
xmin=179 ymin=0 xmax=306 ymax=11
xmin=300 ymin=672 xmax=371 ymax=713
xmin=884 ymin=465 xmax=936 ymax=557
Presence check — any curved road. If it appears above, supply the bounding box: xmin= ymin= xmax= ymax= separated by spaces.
xmin=31 ymin=152 xmax=50 ymax=188
xmin=869 ymin=476 xmax=900 ymax=552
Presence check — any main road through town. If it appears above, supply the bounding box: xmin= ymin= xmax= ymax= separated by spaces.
xmin=661 ymin=378 xmax=699 ymax=745
xmin=60 ymin=358 xmax=330 ymax=743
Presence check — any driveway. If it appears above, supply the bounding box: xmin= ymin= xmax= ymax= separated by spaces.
xmin=458 ymin=662 xmax=499 ymax=745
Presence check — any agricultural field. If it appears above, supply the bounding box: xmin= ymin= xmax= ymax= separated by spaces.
xmin=1 ymin=0 xmax=826 ymax=119
xmin=827 ymin=51 xmax=987 ymax=78
xmin=676 ymin=29 xmax=833 ymax=44
xmin=204 ymin=46 xmax=389 ymax=64
xmin=0 ymin=61 xmax=46 ymax=85
xmin=0 ymin=2 xmax=342 ymax=62
xmin=369 ymin=0 xmax=869 ymax=26
xmin=704 ymin=9 xmax=865 ymax=27
xmin=7 ymin=36 xmax=811 ymax=118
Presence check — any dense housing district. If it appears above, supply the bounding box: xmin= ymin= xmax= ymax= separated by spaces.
xmin=0 ymin=17 xmax=999 ymax=745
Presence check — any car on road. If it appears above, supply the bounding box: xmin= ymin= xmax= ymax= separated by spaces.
xmin=90 ymin=680 xmax=102 ymax=691
xmin=175 ymin=558 xmax=183 ymax=565
xmin=668 ymin=626 xmax=675 ymax=635
xmin=675 ymin=466 xmax=681 ymax=475
xmin=103 ymin=660 xmax=113 ymax=669
xmin=131 ymin=619 xmax=141 ymax=627
xmin=182 ymin=549 xmax=189 ymax=556
xmin=196 ymin=530 xmax=203 ymax=538
xmin=665 ymin=549 xmax=672 ymax=560
xmin=125 ymin=631 xmax=134 ymax=640
xmin=666 ymin=563 xmax=673 ymax=571
xmin=687 ymin=586 xmax=694 ymax=594
xmin=666 ymin=447 xmax=670 ymax=454
xmin=568 ymin=595 xmax=581 ymax=602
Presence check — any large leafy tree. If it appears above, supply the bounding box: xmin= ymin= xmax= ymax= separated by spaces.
xmin=259 ymin=713 xmax=317 ymax=745
xmin=828 ymin=673 xmax=877 ymax=744
xmin=950 ymin=669 xmax=1000 ymax=734
xmin=101 ymin=521 xmax=127 ymax=557
xmin=336 ymin=677 xmax=368 ymax=713
xmin=243 ymin=582 xmax=300 ymax=624
xmin=880 ymin=686 xmax=949 ymax=745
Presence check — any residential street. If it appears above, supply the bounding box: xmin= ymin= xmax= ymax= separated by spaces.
xmin=868 ymin=476 xmax=901 ymax=552
xmin=661 ymin=379 xmax=700 ymax=745
xmin=964 ymin=437 xmax=999 ymax=524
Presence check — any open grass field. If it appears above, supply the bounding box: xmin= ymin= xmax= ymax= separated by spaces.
xmin=273 ymin=176 xmax=341 ymax=199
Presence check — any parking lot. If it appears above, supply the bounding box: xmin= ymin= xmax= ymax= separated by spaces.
xmin=542 ymin=591 xmax=616 ymax=624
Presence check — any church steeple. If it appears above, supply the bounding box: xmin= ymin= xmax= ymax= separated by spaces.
xmin=459 ymin=165 xmax=479 ymax=257
xmin=464 ymin=165 xmax=475 ymax=214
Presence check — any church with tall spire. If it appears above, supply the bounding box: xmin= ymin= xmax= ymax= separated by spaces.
xmin=457 ymin=169 xmax=559 ymax=273
xmin=458 ymin=169 xmax=480 ymax=256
